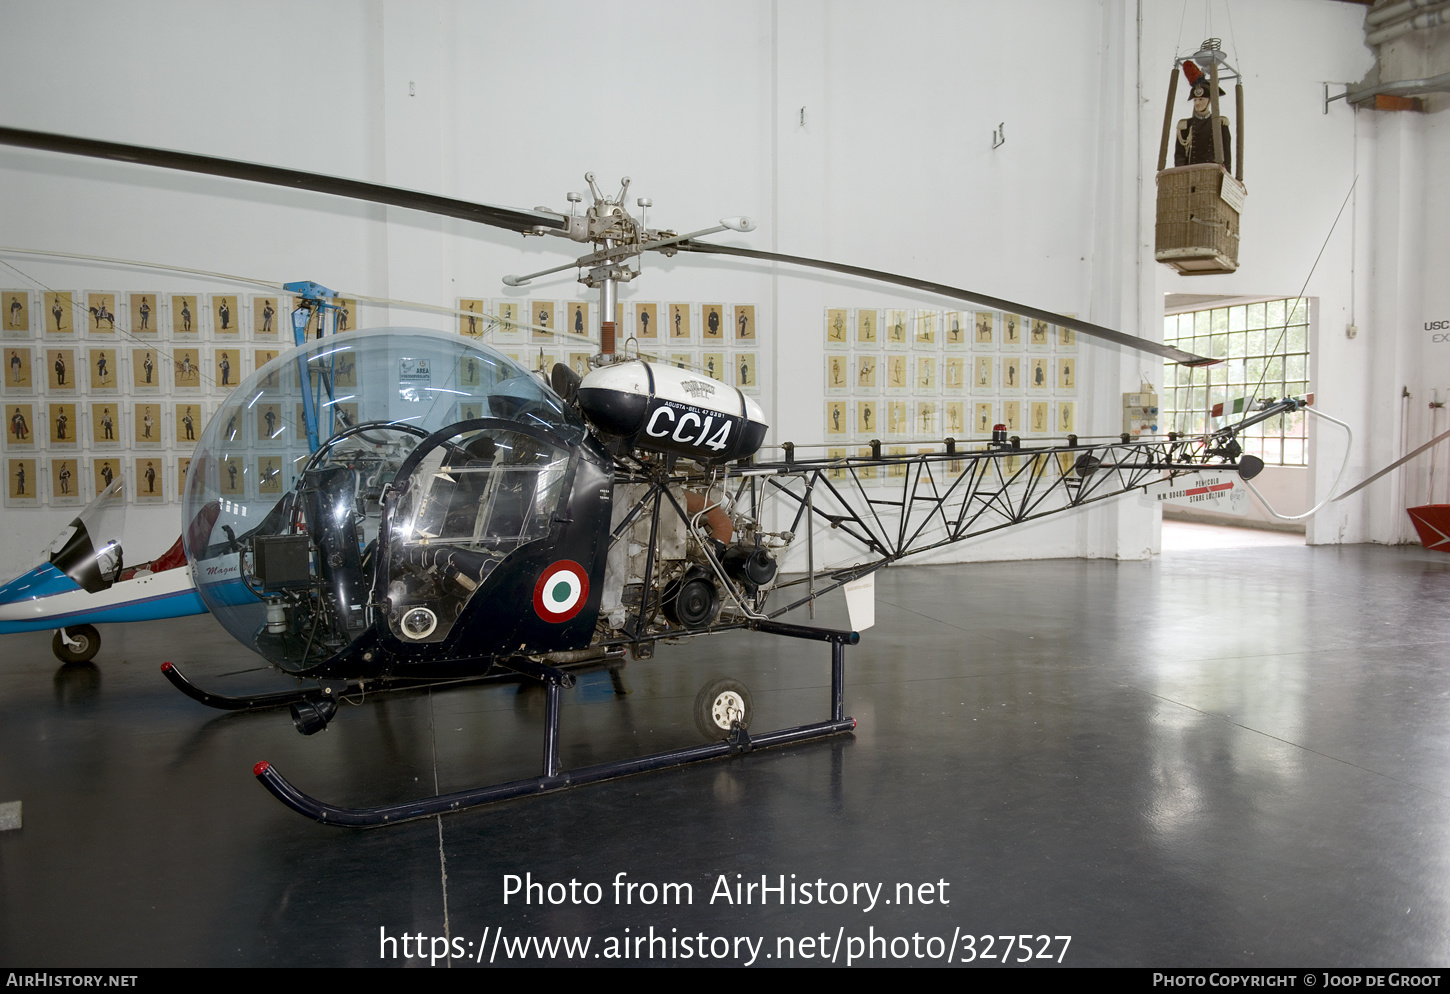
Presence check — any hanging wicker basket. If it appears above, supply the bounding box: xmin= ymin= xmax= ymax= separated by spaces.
xmin=1155 ymin=164 xmax=1245 ymax=275
xmin=1154 ymin=45 xmax=1245 ymax=276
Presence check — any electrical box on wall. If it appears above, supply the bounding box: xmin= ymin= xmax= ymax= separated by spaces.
xmin=1123 ymin=385 xmax=1158 ymax=436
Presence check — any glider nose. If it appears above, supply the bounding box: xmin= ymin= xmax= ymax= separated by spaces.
xmin=0 ymin=563 xmax=81 ymax=624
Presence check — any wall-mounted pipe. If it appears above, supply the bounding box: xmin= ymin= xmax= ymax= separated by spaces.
xmin=1345 ymin=71 xmax=1450 ymax=107
xmin=1366 ymin=3 xmax=1450 ymax=46
xmin=1367 ymin=0 xmax=1447 ymax=28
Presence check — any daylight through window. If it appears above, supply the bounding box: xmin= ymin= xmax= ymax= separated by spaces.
xmin=1162 ymin=298 xmax=1309 ymax=467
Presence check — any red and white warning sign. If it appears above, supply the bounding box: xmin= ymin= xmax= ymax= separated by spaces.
xmin=1141 ymin=473 xmax=1248 ymax=515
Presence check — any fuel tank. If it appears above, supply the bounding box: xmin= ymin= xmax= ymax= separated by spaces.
xmin=576 ymin=360 xmax=767 ymax=463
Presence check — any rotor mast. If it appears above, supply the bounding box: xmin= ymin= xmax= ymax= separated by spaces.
xmin=510 ymin=172 xmax=645 ymax=362
xmin=577 ymin=173 xmax=638 ymax=360
xmin=507 ymin=173 xmax=755 ymax=365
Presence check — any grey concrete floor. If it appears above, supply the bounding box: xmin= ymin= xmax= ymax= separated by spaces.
xmin=1 ymin=535 xmax=1448 ymax=967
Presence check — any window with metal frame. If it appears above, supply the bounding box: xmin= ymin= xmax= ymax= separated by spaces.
xmin=1162 ymin=297 xmax=1309 ymax=466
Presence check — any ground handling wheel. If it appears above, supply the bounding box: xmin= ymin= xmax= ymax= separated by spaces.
xmin=694 ymin=677 xmax=753 ymax=741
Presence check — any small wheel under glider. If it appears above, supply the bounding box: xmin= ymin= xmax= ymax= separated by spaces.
xmin=53 ymin=624 xmax=100 ymax=664
xmin=694 ymin=678 xmax=753 ymax=741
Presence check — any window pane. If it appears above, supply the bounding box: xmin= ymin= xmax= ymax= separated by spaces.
xmin=1263 ymin=326 xmax=1291 ymax=355
xmin=1162 ymin=297 xmax=1311 ymax=464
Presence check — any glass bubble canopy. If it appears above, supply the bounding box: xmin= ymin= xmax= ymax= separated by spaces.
xmin=179 ymin=327 xmax=580 ymax=670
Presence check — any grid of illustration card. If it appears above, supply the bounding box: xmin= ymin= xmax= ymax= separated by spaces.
xmin=821 ymin=306 xmax=1082 ymax=484
xmin=454 ymin=298 xmax=763 ymax=397
xmin=0 ymin=288 xmax=358 ymax=508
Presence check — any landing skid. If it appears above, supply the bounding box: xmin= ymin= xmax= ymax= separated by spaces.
xmin=161 ymin=655 xmax=628 ymax=715
xmin=161 ymin=660 xmax=363 ymax=711
xmin=253 ymin=621 xmax=858 ymax=827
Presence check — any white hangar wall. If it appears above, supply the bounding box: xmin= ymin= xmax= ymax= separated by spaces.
xmin=0 ymin=0 xmax=1408 ymax=581
xmin=1144 ymin=2 xmax=1445 ymax=548
xmin=1349 ymin=105 xmax=1450 ymax=547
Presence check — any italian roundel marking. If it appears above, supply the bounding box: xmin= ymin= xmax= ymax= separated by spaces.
xmin=533 ymin=560 xmax=589 ymax=622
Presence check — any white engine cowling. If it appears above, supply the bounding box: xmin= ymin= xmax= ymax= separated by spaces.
xmin=576 ymin=360 xmax=768 ymax=463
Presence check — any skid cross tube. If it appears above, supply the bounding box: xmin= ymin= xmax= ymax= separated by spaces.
xmin=254 ymin=624 xmax=859 ymax=826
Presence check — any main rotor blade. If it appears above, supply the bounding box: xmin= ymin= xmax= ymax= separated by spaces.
xmin=675 ymin=241 xmax=1216 ymax=366
xmin=0 ymin=126 xmax=567 ymax=235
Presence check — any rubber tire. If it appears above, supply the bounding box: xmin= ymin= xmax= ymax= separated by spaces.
xmin=694 ymin=678 xmax=753 ymax=741
xmin=52 ymin=624 xmax=100 ymax=664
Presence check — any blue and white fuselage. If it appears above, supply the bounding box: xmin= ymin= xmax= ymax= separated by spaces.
xmin=0 ymin=561 xmax=206 ymax=634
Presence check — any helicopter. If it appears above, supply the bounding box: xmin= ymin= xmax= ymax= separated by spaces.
xmin=0 ymin=126 xmax=1298 ymax=826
